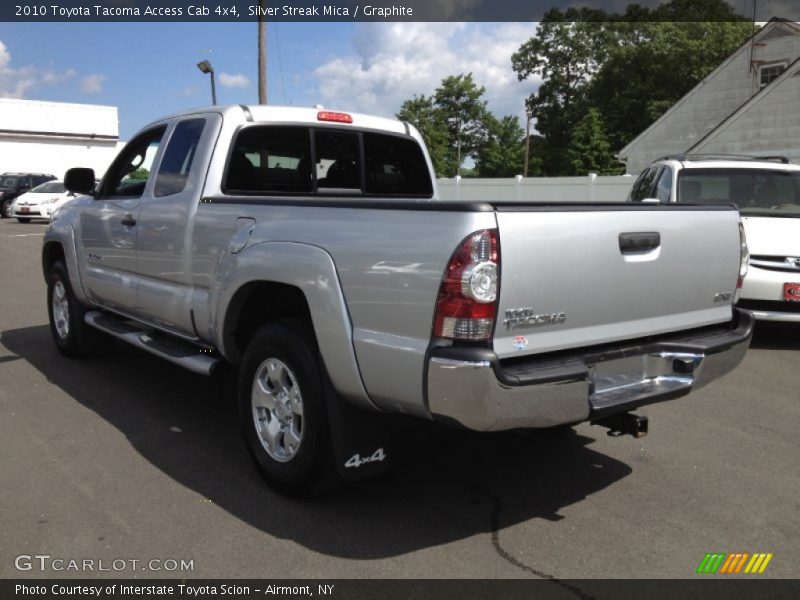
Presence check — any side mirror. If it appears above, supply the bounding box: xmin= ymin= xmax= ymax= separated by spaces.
xmin=64 ymin=168 xmax=96 ymax=195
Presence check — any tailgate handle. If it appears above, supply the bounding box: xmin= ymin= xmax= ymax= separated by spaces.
xmin=619 ymin=232 xmax=660 ymax=253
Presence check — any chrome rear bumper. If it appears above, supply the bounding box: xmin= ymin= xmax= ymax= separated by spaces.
xmin=426 ymin=309 xmax=753 ymax=432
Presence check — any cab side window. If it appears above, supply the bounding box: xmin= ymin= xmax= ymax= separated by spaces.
xmin=155 ymin=119 xmax=206 ymax=197
xmin=102 ymin=126 xmax=166 ymax=198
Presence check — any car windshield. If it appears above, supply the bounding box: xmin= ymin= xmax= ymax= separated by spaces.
xmin=30 ymin=181 xmax=66 ymax=193
xmin=0 ymin=176 xmax=19 ymax=188
xmin=678 ymin=168 xmax=800 ymax=217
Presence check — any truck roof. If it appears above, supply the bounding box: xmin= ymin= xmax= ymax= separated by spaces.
xmin=148 ymin=104 xmax=410 ymax=136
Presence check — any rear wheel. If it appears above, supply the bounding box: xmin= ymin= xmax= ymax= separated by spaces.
xmin=238 ymin=319 xmax=338 ymax=496
xmin=1 ymin=199 xmax=13 ymax=218
xmin=16 ymin=218 xmax=31 ymax=224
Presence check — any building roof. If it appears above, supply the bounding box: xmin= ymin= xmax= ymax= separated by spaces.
xmin=617 ymin=18 xmax=800 ymax=161
xmin=0 ymin=98 xmax=118 ymax=141
xmin=687 ymin=56 xmax=800 ymax=153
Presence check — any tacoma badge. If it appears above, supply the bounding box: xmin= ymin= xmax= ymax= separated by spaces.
xmin=504 ymin=308 xmax=567 ymax=330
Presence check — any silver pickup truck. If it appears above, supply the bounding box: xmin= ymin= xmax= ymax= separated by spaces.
xmin=43 ymin=105 xmax=753 ymax=495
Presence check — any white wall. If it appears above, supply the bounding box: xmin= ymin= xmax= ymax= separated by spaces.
xmin=0 ymin=98 xmax=122 ymax=179
xmin=0 ymin=138 xmax=124 ymax=180
xmin=0 ymin=98 xmax=118 ymax=138
xmin=436 ymin=174 xmax=635 ymax=203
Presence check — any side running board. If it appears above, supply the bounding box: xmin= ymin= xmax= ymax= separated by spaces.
xmin=84 ymin=311 xmax=221 ymax=376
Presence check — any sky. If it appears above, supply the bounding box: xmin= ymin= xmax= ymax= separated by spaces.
xmin=0 ymin=22 xmax=541 ymax=140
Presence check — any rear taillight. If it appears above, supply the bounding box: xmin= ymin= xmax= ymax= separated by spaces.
xmin=433 ymin=229 xmax=500 ymax=341
xmin=735 ymin=220 xmax=749 ymax=303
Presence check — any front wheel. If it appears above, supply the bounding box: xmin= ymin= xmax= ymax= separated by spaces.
xmin=238 ymin=319 xmax=338 ymax=497
xmin=47 ymin=260 xmax=110 ymax=357
xmin=16 ymin=218 xmax=31 ymax=224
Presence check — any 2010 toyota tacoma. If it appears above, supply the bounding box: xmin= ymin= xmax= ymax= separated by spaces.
xmin=42 ymin=105 xmax=753 ymax=495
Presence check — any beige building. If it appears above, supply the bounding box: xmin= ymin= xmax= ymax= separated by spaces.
xmin=618 ymin=18 xmax=800 ymax=175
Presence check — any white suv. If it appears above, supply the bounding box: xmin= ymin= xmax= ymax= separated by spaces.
xmin=629 ymin=154 xmax=800 ymax=323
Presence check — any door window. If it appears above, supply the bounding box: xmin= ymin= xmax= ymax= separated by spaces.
xmin=101 ymin=126 xmax=166 ymax=198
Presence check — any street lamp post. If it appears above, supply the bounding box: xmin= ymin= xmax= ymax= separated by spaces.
xmin=197 ymin=60 xmax=217 ymax=105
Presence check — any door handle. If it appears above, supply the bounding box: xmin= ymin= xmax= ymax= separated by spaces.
xmin=120 ymin=215 xmax=137 ymax=227
xmin=619 ymin=231 xmax=660 ymax=253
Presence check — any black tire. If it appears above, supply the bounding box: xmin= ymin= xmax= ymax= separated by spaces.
xmin=47 ymin=260 xmax=110 ymax=357
xmin=238 ymin=319 xmax=338 ymax=497
xmin=1 ymin=199 xmax=13 ymax=219
xmin=16 ymin=218 xmax=31 ymax=224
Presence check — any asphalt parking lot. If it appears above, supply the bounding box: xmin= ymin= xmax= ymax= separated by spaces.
xmin=1 ymin=218 xmax=798 ymax=582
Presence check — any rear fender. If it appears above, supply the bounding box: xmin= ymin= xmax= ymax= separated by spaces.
xmin=215 ymin=241 xmax=376 ymax=411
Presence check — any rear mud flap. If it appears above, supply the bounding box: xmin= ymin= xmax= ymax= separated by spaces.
xmin=324 ymin=379 xmax=392 ymax=482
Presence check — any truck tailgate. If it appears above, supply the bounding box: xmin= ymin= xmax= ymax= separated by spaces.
xmin=493 ymin=205 xmax=741 ymax=359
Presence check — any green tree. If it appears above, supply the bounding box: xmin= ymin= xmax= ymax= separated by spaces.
xmin=566 ymin=109 xmax=624 ymax=175
xmin=511 ymin=8 xmax=612 ymax=175
xmin=588 ymin=19 xmax=752 ymax=150
xmin=398 ymin=73 xmax=491 ymax=177
xmin=511 ymin=0 xmax=751 ymax=173
xmin=397 ymin=94 xmax=450 ymax=177
xmin=475 ymin=115 xmax=526 ymax=177
xmin=433 ymin=73 xmax=489 ymax=177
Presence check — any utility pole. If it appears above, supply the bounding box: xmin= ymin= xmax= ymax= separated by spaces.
xmin=523 ymin=110 xmax=532 ymax=177
xmin=456 ymin=117 xmax=462 ymax=177
xmin=258 ymin=0 xmax=267 ymax=104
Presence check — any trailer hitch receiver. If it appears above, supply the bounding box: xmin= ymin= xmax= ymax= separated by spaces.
xmin=593 ymin=412 xmax=649 ymax=438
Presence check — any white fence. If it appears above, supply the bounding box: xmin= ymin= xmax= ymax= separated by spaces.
xmin=436 ymin=174 xmax=635 ymax=202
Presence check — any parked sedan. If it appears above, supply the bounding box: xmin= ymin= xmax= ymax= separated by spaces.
xmin=0 ymin=172 xmax=56 ymax=218
xmin=10 ymin=181 xmax=75 ymax=223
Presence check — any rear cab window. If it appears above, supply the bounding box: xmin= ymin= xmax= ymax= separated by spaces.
xmin=225 ymin=126 xmax=312 ymax=194
xmin=223 ymin=125 xmax=433 ymax=198
xmin=364 ymin=132 xmax=433 ymax=196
